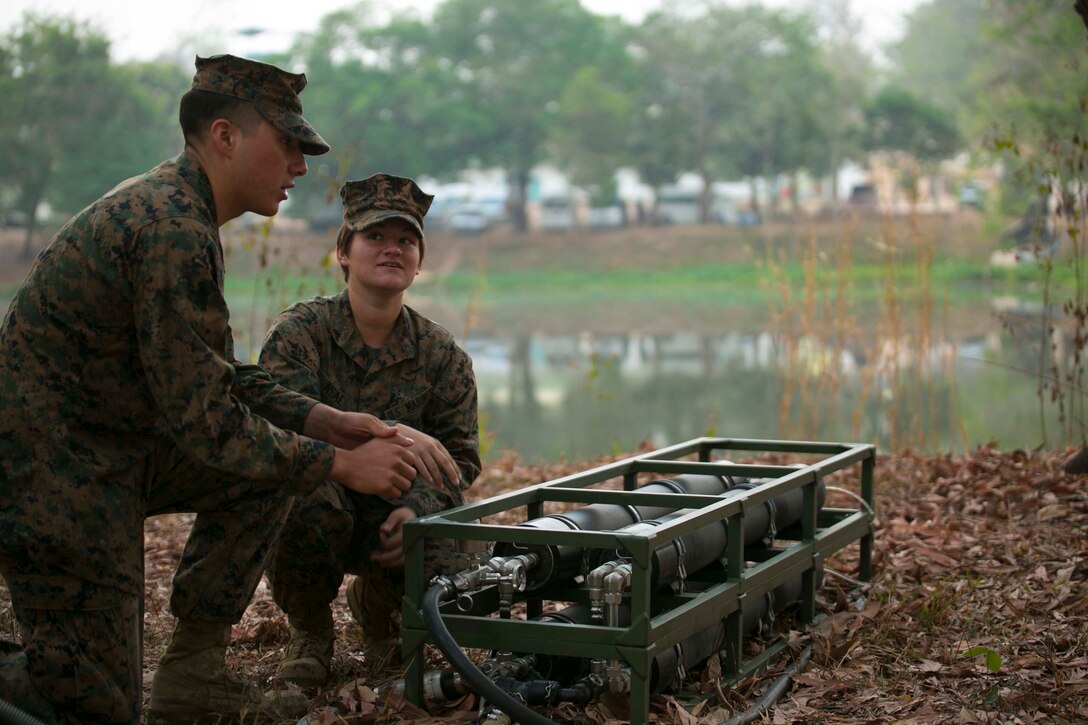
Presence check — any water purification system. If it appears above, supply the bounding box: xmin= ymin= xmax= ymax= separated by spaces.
xmin=399 ymin=437 xmax=876 ymax=725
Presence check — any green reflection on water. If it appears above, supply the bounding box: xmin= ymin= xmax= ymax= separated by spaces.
xmin=473 ymin=336 xmax=1071 ymax=463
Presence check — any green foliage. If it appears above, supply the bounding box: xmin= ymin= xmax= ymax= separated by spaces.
xmin=886 ymin=0 xmax=1085 ymax=230
xmin=888 ymin=0 xmax=984 ymax=117
xmin=808 ymin=0 xmax=873 ymax=196
xmin=960 ymin=4 xmax=1088 ymax=447
xmin=0 ymin=14 xmax=184 ymax=252
xmin=629 ymin=3 xmax=836 ymax=218
xmin=969 ymin=1 xmax=1086 ymax=142
xmin=287 ymin=7 xmax=485 ymax=221
xmin=0 ymin=15 xmax=108 ymax=240
xmin=862 ymin=88 xmax=961 ymax=162
xmin=51 ymin=60 xmax=188 ymax=213
xmin=15 ymin=0 xmax=1088 ymax=243
xmin=550 ymin=66 xmax=633 ymax=196
xmin=962 ymin=645 xmax=1003 ymax=673
xmin=427 ymin=0 xmax=624 ymax=228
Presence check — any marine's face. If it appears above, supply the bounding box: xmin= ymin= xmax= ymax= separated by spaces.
xmin=337 ymin=218 xmax=422 ymax=295
xmin=232 ymin=118 xmax=307 ymax=217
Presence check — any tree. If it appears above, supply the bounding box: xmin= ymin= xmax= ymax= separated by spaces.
xmin=887 ymin=0 xmax=985 ymax=117
xmin=549 ymin=65 xmax=634 ymax=206
xmin=967 ymin=0 xmax=1086 ymax=141
xmin=427 ymin=0 xmax=625 ymax=231
xmin=0 ymin=14 xmax=181 ymax=255
xmin=862 ymin=87 xmax=960 ymax=162
xmin=51 ymin=60 xmax=188 ymax=215
xmin=884 ymin=0 xmax=1086 ymax=215
xmin=629 ymin=3 xmax=833 ymax=221
xmin=861 ymin=87 xmax=961 ymax=202
xmin=805 ymin=0 xmax=874 ymax=205
xmin=727 ymin=5 xmax=834 ymax=216
xmin=0 ymin=15 xmax=110 ymax=254
xmin=628 ymin=6 xmax=731 ymax=221
xmin=286 ymin=5 xmax=499 ymax=222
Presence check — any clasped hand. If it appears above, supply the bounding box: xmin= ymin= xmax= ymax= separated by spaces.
xmin=315 ymin=409 xmax=458 ymax=499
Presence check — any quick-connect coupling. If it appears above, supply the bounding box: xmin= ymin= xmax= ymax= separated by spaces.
xmin=587 ymin=561 xmax=621 ymax=623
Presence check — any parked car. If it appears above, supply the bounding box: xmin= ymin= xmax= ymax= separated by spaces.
xmin=959 ymin=181 xmax=985 ymax=210
xmin=450 ymin=197 xmax=508 ymax=234
xmin=848 ymin=183 xmax=878 ymax=211
xmin=539 ymin=197 xmax=576 ymax=231
xmin=587 ymin=205 xmax=625 ymax=229
xmin=450 ymin=204 xmax=490 ymax=234
xmin=424 ymin=194 xmax=466 ymax=231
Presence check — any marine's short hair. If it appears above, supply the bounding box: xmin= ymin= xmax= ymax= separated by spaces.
xmin=178 ymin=89 xmax=260 ymax=145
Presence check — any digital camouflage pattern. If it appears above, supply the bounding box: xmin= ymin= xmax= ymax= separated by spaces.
xmin=191 ymin=54 xmax=330 ymax=156
xmin=0 ymin=152 xmax=336 ymax=722
xmin=259 ymin=291 xmax=481 ymax=632
xmin=340 ymin=173 xmax=434 ymax=242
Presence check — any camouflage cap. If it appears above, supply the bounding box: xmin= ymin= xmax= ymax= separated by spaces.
xmin=191 ymin=54 xmax=330 ymax=156
xmin=340 ymin=174 xmax=434 ymax=240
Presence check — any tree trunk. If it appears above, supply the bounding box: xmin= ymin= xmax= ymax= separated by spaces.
xmin=19 ymin=171 xmax=48 ymax=259
xmin=510 ymin=168 xmax=530 ymax=233
xmin=699 ymin=174 xmax=712 ymax=225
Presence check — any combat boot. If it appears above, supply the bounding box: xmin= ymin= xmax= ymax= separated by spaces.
xmin=346 ymin=575 xmax=402 ymax=667
xmin=0 ymin=641 xmax=56 ymax=723
xmin=148 ymin=619 xmax=308 ymax=723
xmin=272 ymin=613 xmax=334 ymax=689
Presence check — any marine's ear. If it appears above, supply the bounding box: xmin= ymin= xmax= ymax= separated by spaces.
xmin=207 ymin=117 xmax=238 ymax=157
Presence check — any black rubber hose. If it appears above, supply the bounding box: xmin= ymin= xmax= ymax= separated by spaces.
xmin=422 ymin=584 xmax=555 ymax=725
xmin=0 ymin=700 xmax=49 ymax=725
xmin=718 ymin=644 xmax=813 ymax=725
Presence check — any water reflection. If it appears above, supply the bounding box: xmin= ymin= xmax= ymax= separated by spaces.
xmin=466 ymin=323 xmax=1067 ymax=463
xmin=218 ymin=287 xmax=1078 ymax=462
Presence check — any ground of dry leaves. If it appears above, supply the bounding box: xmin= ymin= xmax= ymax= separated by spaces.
xmin=1 ymin=445 xmax=1086 ymax=724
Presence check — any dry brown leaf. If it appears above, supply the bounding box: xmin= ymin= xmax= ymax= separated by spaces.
xmin=96 ymin=449 xmax=1087 ymax=723
xmin=910 ymin=544 xmax=958 ymax=567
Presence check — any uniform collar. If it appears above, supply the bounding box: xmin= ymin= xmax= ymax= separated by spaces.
xmin=171 ymin=151 xmax=218 ymax=226
xmin=332 ymin=289 xmax=416 ymax=369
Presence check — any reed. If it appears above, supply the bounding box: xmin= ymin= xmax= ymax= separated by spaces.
xmin=990 ymin=126 xmax=1088 ymax=449
xmin=766 ymin=198 xmax=963 ymax=454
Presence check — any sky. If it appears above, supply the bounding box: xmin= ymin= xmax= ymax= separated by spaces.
xmin=0 ymin=0 xmax=925 ymax=63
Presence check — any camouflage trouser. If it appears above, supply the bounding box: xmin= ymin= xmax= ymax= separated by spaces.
xmin=267 ymin=480 xmax=463 ymax=633
xmin=0 ymin=439 xmax=296 ymax=723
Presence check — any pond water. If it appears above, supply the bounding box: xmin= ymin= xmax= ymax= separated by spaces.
xmin=213 ymin=263 xmax=1080 ymax=464
xmin=449 ymin=317 xmax=1071 ymax=463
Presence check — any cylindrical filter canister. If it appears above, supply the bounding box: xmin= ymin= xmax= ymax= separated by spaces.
xmin=650 ymin=569 xmax=821 ymax=692
xmin=586 ymin=478 xmax=827 ymax=588
xmin=493 ymin=472 xmax=737 ymax=590
xmin=517 ymin=567 xmax=823 ymax=693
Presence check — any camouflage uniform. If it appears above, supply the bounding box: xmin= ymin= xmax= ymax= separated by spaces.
xmin=0 ymin=55 xmax=332 ymax=723
xmin=261 ymin=291 xmax=481 ymax=637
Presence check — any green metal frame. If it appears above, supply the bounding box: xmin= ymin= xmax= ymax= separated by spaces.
xmin=401 ymin=437 xmax=876 ymax=724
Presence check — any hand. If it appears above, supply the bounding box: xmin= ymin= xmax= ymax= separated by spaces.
xmin=370 ymin=507 xmax=417 ymax=568
xmin=393 ymin=423 xmax=461 ymax=488
xmin=329 ymin=437 xmax=417 ymax=498
xmin=304 ymin=404 xmax=413 ymax=449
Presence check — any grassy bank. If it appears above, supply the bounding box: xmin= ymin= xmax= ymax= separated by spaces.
xmin=215 ymin=212 xmax=1065 ymax=319
xmin=0 ymin=212 xmax=1060 ymax=319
